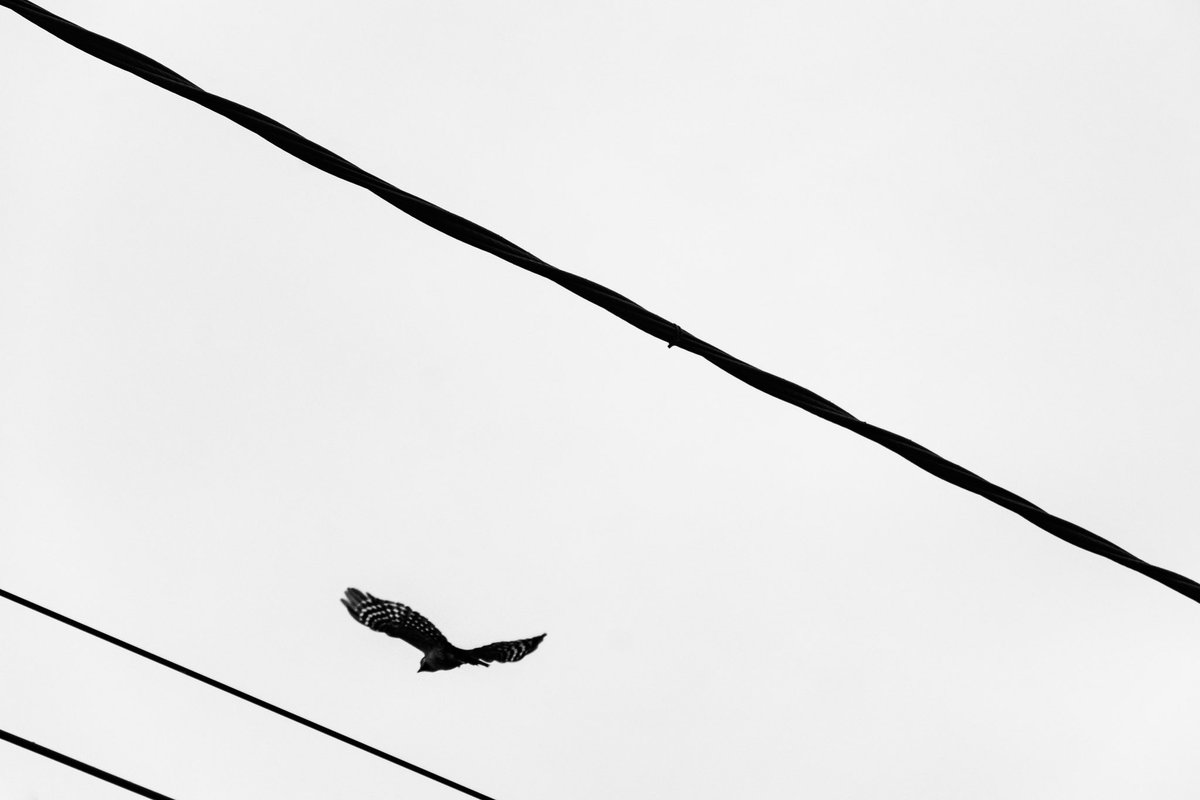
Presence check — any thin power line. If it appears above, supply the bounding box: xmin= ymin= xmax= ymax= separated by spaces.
xmin=0 ymin=726 xmax=177 ymax=800
xmin=0 ymin=587 xmax=498 ymax=800
xmin=3 ymin=0 xmax=1198 ymax=605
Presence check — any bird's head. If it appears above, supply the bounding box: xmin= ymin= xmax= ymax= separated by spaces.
xmin=418 ymin=650 xmax=460 ymax=673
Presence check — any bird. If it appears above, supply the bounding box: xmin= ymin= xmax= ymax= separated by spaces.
xmin=341 ymin=588 xmax=546 ymax=673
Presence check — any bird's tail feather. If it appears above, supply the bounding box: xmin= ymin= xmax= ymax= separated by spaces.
xmin=463 ymin=633 xmax=547 ymax=665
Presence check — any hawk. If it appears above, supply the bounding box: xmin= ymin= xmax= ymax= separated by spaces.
xmin=341 ymin=588 xmax=546 ymax=673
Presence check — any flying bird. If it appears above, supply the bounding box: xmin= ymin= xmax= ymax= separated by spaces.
xmin=341 ymin=588 xmax=546 ymax=673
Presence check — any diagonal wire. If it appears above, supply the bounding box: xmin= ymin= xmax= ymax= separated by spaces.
xmin=3 ymin=0 xmax=1198 ymax=606
xmin=0 ymin=726 xmax=177 ymax=800
xmin=0 ymin=587 xmax=497 ymax=800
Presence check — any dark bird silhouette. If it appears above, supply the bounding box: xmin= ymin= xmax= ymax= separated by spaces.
xmin=341 ymin=588 xmax=546 ymax=673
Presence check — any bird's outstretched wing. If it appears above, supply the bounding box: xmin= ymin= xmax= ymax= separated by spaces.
xmin=464 ymin=633 xmax=547 ymax=664
xmin=341 ymin=588 xmax=450 ymax=655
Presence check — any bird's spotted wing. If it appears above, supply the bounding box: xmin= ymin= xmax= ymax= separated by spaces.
xmin=341 ymin=588 xmax=449 ymax=655
xmin=465 ymin=633 xmax=546 ymax=665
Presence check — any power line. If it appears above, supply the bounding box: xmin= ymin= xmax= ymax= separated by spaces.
xmin=0 ymin=587 xmax=497 ymax=800
xmin=2 ymin=0 xmax=1198 ymax=606
xmin=0 ymin=726 xmax=177 ymax=800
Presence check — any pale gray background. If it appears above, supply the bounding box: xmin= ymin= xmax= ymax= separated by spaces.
xmin=2 ymin=2 xmax=1199 ymax=798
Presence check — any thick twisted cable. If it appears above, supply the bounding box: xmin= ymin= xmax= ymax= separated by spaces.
xmin=3 ymin=0 xmax=1198 ymax=605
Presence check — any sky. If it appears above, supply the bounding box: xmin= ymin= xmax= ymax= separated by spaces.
xmin=2 ymin=1 xmax=1199 ymax=798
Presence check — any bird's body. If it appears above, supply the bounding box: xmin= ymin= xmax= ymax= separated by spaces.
xmin=341 ymin=588 xmax=546 ymax=673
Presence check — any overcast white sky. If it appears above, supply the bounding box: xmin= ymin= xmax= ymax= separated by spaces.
xmin=3 ymin=1 xmax=1200 ymax=798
